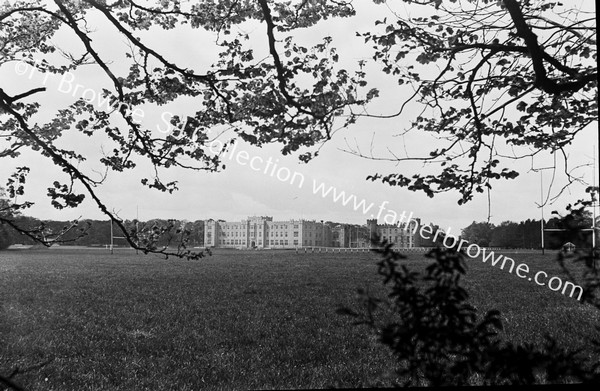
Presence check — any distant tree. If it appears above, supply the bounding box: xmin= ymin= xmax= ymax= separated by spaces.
xmin=79 ymin=220 xmax=112 ymax=246
xmin=519 ymin=219 xmax=542 ymax=249
xmin=188 ymin=220 xmax=205 ymax=246
xmin=0 ymin=222 xmax=9 ymax=250
xmin=544 ymin=216 xmax=561 ymax=248
xmin=545 ymin=212 xmax=594 ymax=250
xmin=0 ymin=189 xmax=10 ymax=249
xmin=490 ymin=221 xmax=523 ymax=248
xmin=461 ymin=219 xmax=546 ymax=249
xmin=461 ymin=221 xmax=494 ymax=247
xmin=550 ymin=197 xmax=596 ymax=249
xmin=0 ymin=187 xmax=45 ymax=248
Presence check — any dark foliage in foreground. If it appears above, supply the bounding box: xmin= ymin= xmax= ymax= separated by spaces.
xmin=340 ymin=240 xmax=600 ymax=386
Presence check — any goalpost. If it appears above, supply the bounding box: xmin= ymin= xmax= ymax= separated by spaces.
xmin=108 ymin=219 xmax=128 ymax=254
xmin=537 ymin=149 xmax=599 ymax=258
xmin=108 ymin=207 xmax=139 ymax=254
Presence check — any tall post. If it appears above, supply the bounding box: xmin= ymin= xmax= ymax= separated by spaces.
xmin=593 ymin=148 xmax=597 ymax=250
xmin=593 ymin=193 xmax=597 ymax=252
xmin=110 ymin=219 xmax=114 ymax=255
xmin=535 ymin=165 xmax=555 ymax=255
xmin=592 ymin=147 xmax=598 ymax=271
xmin=136 ymin=205 xmax=139 ymax=255
xmin=540 ymin=170 xmax=545 ymax=255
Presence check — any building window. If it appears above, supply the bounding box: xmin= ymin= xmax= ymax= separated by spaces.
xmin=293 ymin=231 xmax=298 ymax=237
xmin=293 ymin=240 xmax=298 ymax=245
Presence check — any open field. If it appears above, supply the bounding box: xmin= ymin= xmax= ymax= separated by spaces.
xmin=1 ymin=248 xmax=599 ymax=390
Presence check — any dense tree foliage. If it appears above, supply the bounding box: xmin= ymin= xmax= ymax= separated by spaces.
xmin=0 ymin=0 xmax=373 ymax=257
xmin=0 ymin=215 xmax=206 ymax=249
xmin=461 ymin=221 xmax=495 ymax=247
xmin=354 ymin=0 xmax=597 ymax=204
xmin=461 ymin=215 xmax=598 ymax=249
xmin=0 ymin=189 xmax=10 ymax=249
xmin=0 ymin=224 xmax=9 ymax=250
xmin=1 ymin=0 xmax=596 ymax=255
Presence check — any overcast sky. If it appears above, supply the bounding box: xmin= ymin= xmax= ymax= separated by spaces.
xmin=1 ymin=0 xmax=597 ymax=233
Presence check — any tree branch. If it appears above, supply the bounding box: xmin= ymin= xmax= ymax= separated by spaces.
xmin=9 ymin=87 xmax=46 ymax=102
xmin=503 ymin=0 xmax=597 ymax=94
xmin=256 ymin=0 xmax=317 ymax=118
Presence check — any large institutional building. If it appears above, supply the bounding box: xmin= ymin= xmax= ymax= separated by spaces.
xmin=204 ymin=216 xmax=423 ymax=249
xmin=367 ymin=219 xmax=421 ymax=248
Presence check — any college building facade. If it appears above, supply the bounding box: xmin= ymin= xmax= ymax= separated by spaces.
xmin=204 ymin=216 xmax=333 ymax=249
xmin=367 ymin=218 xmax=422 ymax=248
xmin=204 ymin=216 xmax=423 ymax=249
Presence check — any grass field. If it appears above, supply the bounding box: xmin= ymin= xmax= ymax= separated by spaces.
xmin=1 ymin=248 xmax=599 ymax=390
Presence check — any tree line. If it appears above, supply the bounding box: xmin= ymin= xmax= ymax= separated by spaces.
xmin=461 ymin=212 xmax=598 ymax=249
xmin=0 ymin=217 xmax=205 ymax=250
xmin=3 ymin=213 xmax=596 ymax=251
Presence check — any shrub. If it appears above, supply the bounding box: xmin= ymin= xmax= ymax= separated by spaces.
xmin=340 ymin=242 xmax=600 ymax=386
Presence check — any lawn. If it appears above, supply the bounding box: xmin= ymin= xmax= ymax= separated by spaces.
xmin=0 ymin=247 xmax=598 ymax=390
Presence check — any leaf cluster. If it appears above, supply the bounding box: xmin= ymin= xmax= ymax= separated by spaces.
xmin=355 ymin=0 xmax=597 ymax=204
xmin=1 ymin=0 xmax=372 ymax=258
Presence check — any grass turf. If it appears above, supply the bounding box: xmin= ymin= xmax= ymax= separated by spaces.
xmin=0 ymin=248 xmax=598 ymax=390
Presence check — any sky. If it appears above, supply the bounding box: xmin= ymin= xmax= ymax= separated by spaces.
xmin=1 ymin=0 xmax=597 ymax=233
